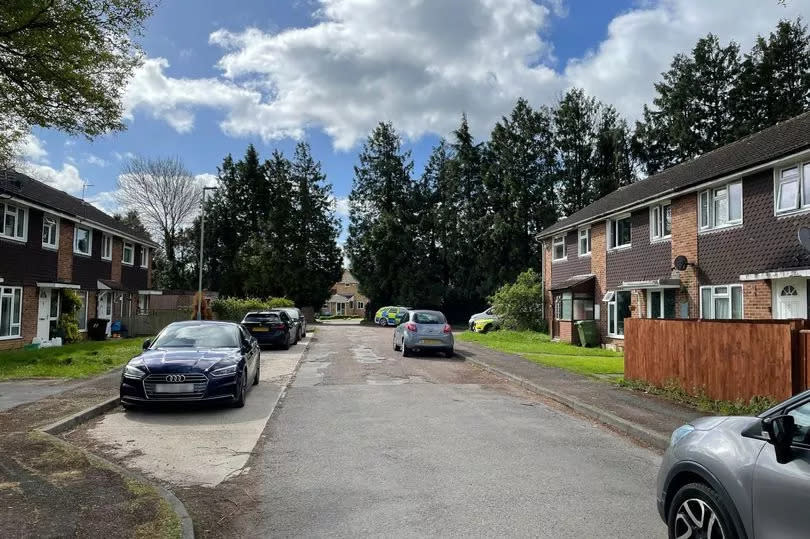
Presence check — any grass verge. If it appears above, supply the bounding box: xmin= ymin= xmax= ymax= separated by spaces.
xmin=457 ymin=330 xmax=624 ymax=377
xmin=0 ymin=338 xmax=141 ymax=380
xmin=617 ymin=378 xmax=778 ymax=416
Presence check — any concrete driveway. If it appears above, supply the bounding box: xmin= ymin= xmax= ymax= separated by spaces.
xmin=72 ymin=338 xmax=309 ymax=487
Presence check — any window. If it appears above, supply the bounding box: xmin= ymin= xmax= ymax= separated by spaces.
xmin=552 ymin=235 xmax=566 ymax=261
xmin=42 ymin=215 xmax=58 ymax=249
xmin=0 ymin=287 xmax=22 ymax=338
xmin=357 ymin=301 xmax=364 ymax=309
xmin=554 ymin=292 xmax=594 ymax=321
xmin=608 ymin=215 xmax=631 ymax=249
xmin=138 ymin=294 xmax=150 ymax=315
xmin=140 ymin=246 xmax=148 ymax=268
xmin=788 ymin=400 xmax=810 ymax=445
xmin=776 ymin=163 xmax=810 ymax=214
xmin=101 ymin=234 xmax=112 ymax=260
xmin=77 ymin=291 xmax=88 ymax=331
xmin=1 ymin=203 xmax=27 ymax=241
xmin=648 ymin=289 xmax=677 ymax=319
xmin=607 ymin=290 xmax=631 ymax=337
xmin=74 ymin=226 xmax=92 ymax=255
xmin=650 ymin=203 xmax=672 ymax=240
xmin=122 ymin=242 xmax=134 ymax=265
xmin=700 ymin=285 xmax=743 ymax=319
xmin=699 ymin=181 xmax=742 ymax=230
xmin=554 ymin=292 xmax=572 ymax=320
xmin=578 ymin=227 xmax=591 ymax=256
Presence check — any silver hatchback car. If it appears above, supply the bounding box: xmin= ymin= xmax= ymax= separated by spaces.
xmin=657 ymin=389 xmax=810 ymax=539
xmin=392 ymin=310 xmax=454 ymax=358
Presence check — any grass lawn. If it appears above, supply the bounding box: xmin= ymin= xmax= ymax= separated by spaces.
xmin=456 ymin=330 xmax=624 ymax=378
xmin=0 ymin=338 xmax=142 ymax=380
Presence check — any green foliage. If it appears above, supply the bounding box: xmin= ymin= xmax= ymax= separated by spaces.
xmin=210 ymin=297 xmax=294 ymax=322
xmin=0 ymin=338 xmax=141 ymax=380
xmin=488 ymin=269 xmax=546 ymax=331
xmin=56 ymin=314 xmax=80 ymax=344
xmin=0 ymin=0 xmax=154 ymax=165
xmin=60 ymin=289 xmax=82 ymax=316
xmin=618 ymin=378 xmax=778 ymax=416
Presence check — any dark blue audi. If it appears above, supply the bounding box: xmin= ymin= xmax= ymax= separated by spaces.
xmin=120 ymin=321 xmax=260 ymax=408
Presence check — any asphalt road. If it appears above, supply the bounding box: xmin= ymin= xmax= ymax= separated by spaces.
xmin=255 ymin=323 xmax=665 ymax=538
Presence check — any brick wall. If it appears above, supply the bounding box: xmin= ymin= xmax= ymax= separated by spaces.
xmin=631 ymin=290 xmax=647 ymax=319
xmin=744 ymin=280 xmax=772 ymax=319
xmin=557 ymin=320 xmax=579 ymax=345
xmin=671 ymin=194 xmax=700 ymax=318
xmin=0 ymin=286 xmax=39 ymax=350
xmin=111 ymin=238 xmax=122 ymax=282
xmin=57 ymin=220 xmax=74 ymax=282
xmin=590 ymin=222 xmax=607 ymax=340
xmin=87 ymin=291 xmax=97 ymax=319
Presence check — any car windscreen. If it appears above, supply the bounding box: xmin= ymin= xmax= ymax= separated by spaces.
xmin=244 ymin=313 xmax=280 ymax=323
xmin=413 ymin=312 xmax=445 ymax=324
xmin=151 ymin=324 xmax=240 ymax=348
xmin=281 ymin=309 xmax=299 ymax=319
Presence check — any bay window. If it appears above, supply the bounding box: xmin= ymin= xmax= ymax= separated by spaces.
xmin=776 ymin=163 xmax=810 ymax=214
xmin=699 ymin=181 xmax=742 ymax=230
xmin=650 ymin=203 xmax=672 ymax=240
xmin=42 ymin=215 xmax=58 ymax=249
xmin=554 ymin=292 xmax=594 ymax=321
xmin=608 ymin=215 xmax=631 ymax=249
xmin=552 ymin=235 xmax=566 ymax=261
xmin=607 ymin=290 xmax=631 ymax=337
xmin=1 ymin=202 xmax=27 ymax=241
xmin=578 ymin=227 xmax=591 ymax=256
xmin=700 ymin=285 xmax=743 ymax=319
xmin=0 ymin=287 xmax=23 ymax=339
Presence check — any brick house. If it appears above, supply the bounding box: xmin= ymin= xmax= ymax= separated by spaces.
xmin=539 ymin=112 xmax=810 ymax=348
xmin=322 ymin=270 xmax=369 ymax=317
xmin=0 ymin=170 xmax=160 ymax=349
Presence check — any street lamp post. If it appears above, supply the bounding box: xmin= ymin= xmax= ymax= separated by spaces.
xmin=198 ymin=186 xmax=218 ymax=320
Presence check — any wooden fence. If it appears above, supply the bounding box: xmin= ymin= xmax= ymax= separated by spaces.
xmin=120 ymin=310 xmax=191 ymax=337
xmin=624 ymin=318 xmax=810 ymax=402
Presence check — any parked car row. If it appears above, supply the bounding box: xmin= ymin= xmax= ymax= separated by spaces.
xmin=119 ymin=307 xmax=309 ymax=408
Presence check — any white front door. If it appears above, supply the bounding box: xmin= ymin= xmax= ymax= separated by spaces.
xmin=36 ymin=288 xmax=51 ymax=340
xmin=773 ymin=278 xmax=808 ymax=319
xmin=98 ymin=292 xmax=112 ymax=335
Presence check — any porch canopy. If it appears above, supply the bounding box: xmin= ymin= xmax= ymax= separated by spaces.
xmin=550 ymin=274 xmax=595 ymax=293
xmin=615 ymin=278 xmax=680 ymax=291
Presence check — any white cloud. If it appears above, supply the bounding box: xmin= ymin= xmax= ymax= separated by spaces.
xmin=14 ymin=133 xmax=48 ymax=163
xmin=85 ymin=154 xmax=108 ymax=167
xmin=195 ymin=172 xmax=219 ymax=189
xmin=113 ymin=151 xmax=136 ymax=161
xmin=333 ymin=196 xmax=349 ymax=217
xmin=122 ymin=0 xmax=810 ymax=148
xmin=87 ymin=191 xmax=120 ymax=215
xmin=18 ymin=161 xmax=87 ymax=195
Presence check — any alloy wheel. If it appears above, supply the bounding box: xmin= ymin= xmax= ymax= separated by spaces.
xmin=674 ymin=498 xmax=725 ymax=539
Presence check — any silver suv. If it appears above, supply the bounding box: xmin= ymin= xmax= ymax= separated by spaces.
xmin=657 ymin=390 xmax=810 ymax=538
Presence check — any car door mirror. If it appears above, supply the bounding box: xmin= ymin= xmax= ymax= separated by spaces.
xmin=142 ymin=339 xmax=151 ymax=350
xmin=763 ymin=414 xmax=795 ymax=464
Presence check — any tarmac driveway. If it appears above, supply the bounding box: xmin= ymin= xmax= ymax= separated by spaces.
xmin=69 ymin=338 xmax=309 ymax=487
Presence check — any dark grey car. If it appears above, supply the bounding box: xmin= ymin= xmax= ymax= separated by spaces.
xmin=279 ymin=307 xmax=307 ymax=342
xmin=657 ymin=389 xmax=810 ymax=538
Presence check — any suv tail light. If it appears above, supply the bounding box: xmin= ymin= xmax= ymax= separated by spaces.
xmin=405 ymin=322 xmax=417 ymax=332
xmin=443 ymin=324 xmax=451 ymax=334
xmin=273 ymin=323 xmax=286 ymax=329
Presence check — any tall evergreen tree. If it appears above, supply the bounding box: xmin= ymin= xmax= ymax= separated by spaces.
xmin=592 ymin=106 xmax=634 ymax=200
xmin=555 ymin=88 xmax=599 ymax=215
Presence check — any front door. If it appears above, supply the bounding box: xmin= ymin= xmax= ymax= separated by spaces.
xmin=773 ymin=278 xmax=808 ymax=319
xmin=98 ymin=292 xmax=112 ymax=335
xmin=36 ymin=288 xmax=51 ymax=340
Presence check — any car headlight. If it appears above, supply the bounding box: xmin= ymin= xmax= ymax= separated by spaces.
xmin=123 ymin=362 xmax=147 ymax=380
xmin=670 ymin=424 xmax=695 ymax=446
xmin=210 ymin=364 xmax=237 ymax=377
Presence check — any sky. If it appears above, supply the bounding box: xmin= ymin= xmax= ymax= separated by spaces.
xmin=15 ymin=0 xmax=810 ymax=245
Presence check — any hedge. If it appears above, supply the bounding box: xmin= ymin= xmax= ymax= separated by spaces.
xmin=210 ymin=297 xmax=295 ymax=322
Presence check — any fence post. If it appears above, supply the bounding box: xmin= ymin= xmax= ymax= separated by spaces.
xmin=800 ymin=330 xmax=810 ymax=394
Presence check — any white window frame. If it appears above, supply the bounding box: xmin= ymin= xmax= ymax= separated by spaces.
xmin=138 ymin=294 xmax=150 ymax=315
xmin=357 ymin=301 xmax=364 ymax=309
xmin=698 ymin=180 xmax=742 ymax=231
xmin=607 ymin=214 xmax=632 ymax=250
xmin=551 ymin=235 xmax=567 ymax=262
xmin=774 ymin=162 xmax=810 ymax=216
xmin=41 ymin=214 xmax=59 ymax=249
xmin=77 ymin=290 xmax=88 ymax=332
xmin=73 ymin=225 xmax=92 ymax=256
xmin=0 ymin=202 xmax=27 ymax=242
xmin=0 ymin=286 xmax=23 ymax=339
xmin=140 ymin=246 xmax=148 ymax=268
xmin=578 ymin=227 xmax=591 ymax=256
xmin=647 ymin=289 xmax=677 ymax=319
xmin=650 ymin=202 xmax=672 ymax=241
xmin=101 ymin=234 xmax=112 ymax=261
xmin=606 ymin=290 xmax=631 ymax=338
xmin=122 ymin=242 xmax=134 ymax=265
xmin=700 ymin=284 xmax=743 ymax=319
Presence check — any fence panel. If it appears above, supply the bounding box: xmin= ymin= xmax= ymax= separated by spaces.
xmin=120 ymin=310 xmax=191 ymax=337
xmin=625 ymin=318 xmax=798 ymax=401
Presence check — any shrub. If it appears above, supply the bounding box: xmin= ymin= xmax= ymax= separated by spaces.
xmin=490 ymin=269 xmax=545 ymax=332
xmin=210 ymin=296 xmax=294 ymax=322
xmin=57 ymin=290 xmax=82 ymax=343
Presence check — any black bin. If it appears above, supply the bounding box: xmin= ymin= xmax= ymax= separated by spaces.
xmin=87 ymin=318 xmax=109 ymax=341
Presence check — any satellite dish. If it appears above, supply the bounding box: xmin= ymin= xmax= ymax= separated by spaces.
xmin=673 ymin=255 xmax=689 ymax=271
xmin=799 ymin=227 xmax=810 ymax=252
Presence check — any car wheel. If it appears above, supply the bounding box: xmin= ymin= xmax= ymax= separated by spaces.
xmin=469 ymin=322 xmax=475 ymax=331
xmin=401 ymin=339 xmax=411 ymax=357
xmin=233 ymin=368 xmax=248 ymax=408
xmin=481 ymin=323 xmax=492 ymax=334
xmin=668 ymin=483 xmax=735 ymax=539
xmin=445 ymin=348 xmax=454 ymax=358
xmin=281 ymin=332 xmax=290 ymax=350
xmin=393 ymin=335 xmax=401 ymax=351
xmin=253 ymin=359 xmax=260 ymax=386
xmin=377 ymin=318 xmax=387 ymax=326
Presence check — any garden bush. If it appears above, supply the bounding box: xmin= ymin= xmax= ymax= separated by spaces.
xmin=490 ymin=269 xmax=546 ymax=332
xmin=210 ymin=296 xmax=294 ymax=322
xmin=57 ymin=289 xmax=83 ymax=343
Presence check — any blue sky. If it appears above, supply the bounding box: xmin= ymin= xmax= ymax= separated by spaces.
xmin=19 ymin=0 xmax=809 ymax=243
